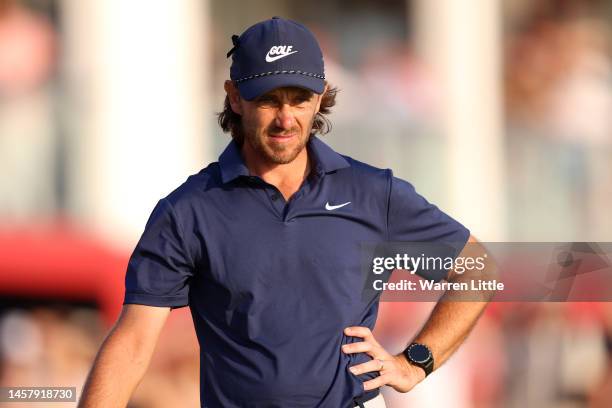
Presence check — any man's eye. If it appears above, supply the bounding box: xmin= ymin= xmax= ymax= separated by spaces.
xmin=256 ymin=96 xmax=275 ymax=105
xmin=293 ymin=96 xmax=311 ymax=104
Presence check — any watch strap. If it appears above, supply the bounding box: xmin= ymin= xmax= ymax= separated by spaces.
xmin=422 ymin=356 xmax=434 ymax=376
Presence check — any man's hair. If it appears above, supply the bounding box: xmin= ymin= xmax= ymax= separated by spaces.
xmin=217 ymin=82 xmax=338 ymax=145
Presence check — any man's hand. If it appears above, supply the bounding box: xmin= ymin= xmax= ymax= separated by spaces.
xmin=342 ymin=326 xmax=425 ymax=393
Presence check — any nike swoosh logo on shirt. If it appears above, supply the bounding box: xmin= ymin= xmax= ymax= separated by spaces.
xmin=265 ymin=50 xmax=298 ymax=62
xmin=325 ymin=201 xmax=351 ymax=211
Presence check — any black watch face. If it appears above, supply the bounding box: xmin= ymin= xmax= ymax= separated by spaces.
xmin=408 ymin=344 xmax=431 ymax=364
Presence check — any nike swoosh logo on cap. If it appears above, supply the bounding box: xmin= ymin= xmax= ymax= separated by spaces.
xmin=265 ymin=50 xmax=298 ymax=62
xmin=325 ymin=201 xmax=351 ymax=211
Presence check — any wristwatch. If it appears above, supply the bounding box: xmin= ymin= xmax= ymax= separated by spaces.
xmin=403 ymin=343 xmax=434 ymax=377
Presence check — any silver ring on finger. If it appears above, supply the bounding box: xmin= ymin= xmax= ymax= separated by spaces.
xmin=377 ymin=359 xmax=385 ymax=371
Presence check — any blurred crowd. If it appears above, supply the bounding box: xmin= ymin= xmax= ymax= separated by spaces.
xmin=0 ymin=0 xmax=611 ymax=407
xmin=504 ymin=0 xmax=612 ymax=242
xmin=0 ymin=0 xmax=58 ymax=222
xmin=1 ymin=302 xmax=610 ymax=407
xmin=0 ymin=306 xmax=200 ymax=407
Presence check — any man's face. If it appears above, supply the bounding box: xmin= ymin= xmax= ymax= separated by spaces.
xmin=225 ymin=82 xmax=325 ymax=165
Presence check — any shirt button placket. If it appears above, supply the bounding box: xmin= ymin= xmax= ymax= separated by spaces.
xmin=267 ymin=189 xmax=285 ymax=216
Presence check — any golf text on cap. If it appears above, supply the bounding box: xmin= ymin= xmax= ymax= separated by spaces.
xmin=265 ymin=45 xmax=298 ymax=62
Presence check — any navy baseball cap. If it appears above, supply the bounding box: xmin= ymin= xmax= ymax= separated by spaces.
xmin=227 ymin=17 xmax=325 ymax=101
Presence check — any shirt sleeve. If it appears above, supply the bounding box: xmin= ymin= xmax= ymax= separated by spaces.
xmin=387 ymin=172 xmax=470 ymax=281
xmin=124 ymin=198 xmax=195 ymax=308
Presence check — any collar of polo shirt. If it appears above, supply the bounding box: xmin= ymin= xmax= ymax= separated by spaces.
xmin=218 ymin=136 xmax=350 ymax=184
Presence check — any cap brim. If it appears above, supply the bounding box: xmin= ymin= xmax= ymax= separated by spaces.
xmin=237 ymin=73 xmax=325 ymax=101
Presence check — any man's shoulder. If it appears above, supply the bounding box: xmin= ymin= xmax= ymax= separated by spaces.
xmin=339 ymin=154 xmax=391 ymax=183
xmin=162 ymin=162 xmax=222 ymax=208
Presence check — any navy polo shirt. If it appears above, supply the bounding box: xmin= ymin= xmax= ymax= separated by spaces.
xmin=124 ymin=136 xmax=469 ymax=408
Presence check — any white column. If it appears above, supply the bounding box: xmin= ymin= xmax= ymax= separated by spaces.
xmin=62 ymin=0 xmax=211 ymax=248
xmin=413 ymin=0 xmax=506 ymax=240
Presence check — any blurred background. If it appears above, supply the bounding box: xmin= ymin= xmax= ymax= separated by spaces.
xmin=0 ymin=0 xmax=611 ymax=407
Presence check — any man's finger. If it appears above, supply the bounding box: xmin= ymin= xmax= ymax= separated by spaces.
xmin=348 ymin=358 xmax=385 ymax=376
xmin=363 ymin=374 xmax=389 ymax=391
xmin=342 ymin=341 xmax=373 ymax=355
xmin=344 ymin=326 xmax=375 ymax=341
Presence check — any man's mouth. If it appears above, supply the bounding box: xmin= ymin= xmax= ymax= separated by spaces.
xmin=268 ymin=132 xmax=296 ymax=141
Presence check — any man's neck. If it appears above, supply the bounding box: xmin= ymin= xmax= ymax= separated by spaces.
xmin=242 ymin=144 xmax=311 ymax=201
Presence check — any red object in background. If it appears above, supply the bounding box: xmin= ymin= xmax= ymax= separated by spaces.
xmin=0 ymin=224 xmax=127 ymax=326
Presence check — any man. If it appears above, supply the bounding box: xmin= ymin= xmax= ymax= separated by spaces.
xmin=79 ymin=17 xmax=490 ymax=408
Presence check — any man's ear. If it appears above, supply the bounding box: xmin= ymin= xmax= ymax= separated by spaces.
xmin=224 ymin=80 xmax=243 ymax=115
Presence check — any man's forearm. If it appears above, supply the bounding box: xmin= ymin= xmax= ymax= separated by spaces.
xmin=410 ymin=299 xmax=488 ymax=370
xmin=406 ymin=240 xmax=497 ymax=371
xmin=78 ymin=329 xmax=152 ymax=408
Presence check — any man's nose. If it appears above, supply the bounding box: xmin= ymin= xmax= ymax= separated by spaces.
xmin=275 ymin=104 xmax=295 ymax=129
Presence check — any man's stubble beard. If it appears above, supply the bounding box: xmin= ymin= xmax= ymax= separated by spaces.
xmin=249 ymin=133 xmax=308 ymax=164
xmin=242 ymin=118 xmax=315 ymax=165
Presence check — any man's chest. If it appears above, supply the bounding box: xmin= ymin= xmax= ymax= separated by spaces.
xmin=194 ymin=183 xmax=386 ymax=299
